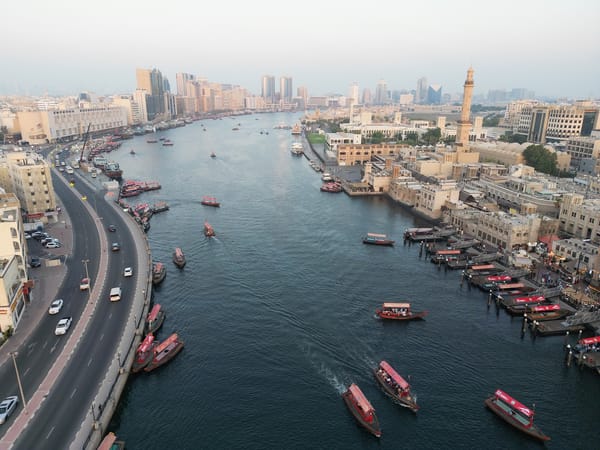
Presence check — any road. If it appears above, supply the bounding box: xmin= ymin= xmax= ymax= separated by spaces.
xmin=1 ymin=165 xmax=140 ymax=449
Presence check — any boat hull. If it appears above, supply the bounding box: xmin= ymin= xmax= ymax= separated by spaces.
xmin=373 ymin=370 xmax=419 ymax=412
xmin=342 ymin=391 xmax=381 ymax=438
xmin=201 ymin=201 xmax=220 ymax=207
xmin=144 ymin=341 xmax=184 ymax=372
xmin=376 ymin=310 xmax=428 ymax=321
xmin=131 ymin=349 xmax=155 ymax=373
xmin=145 ymin=312 xmax=165 ymax=334
xmin=484 ymin=397 xmax=550 ymax=442
xmin=363 ymin=239 xmax=395 ymax=246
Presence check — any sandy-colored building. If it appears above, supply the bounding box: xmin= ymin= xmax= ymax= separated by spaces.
xmin=413 ymin=179 xmax=460 ymax=220
xmin=336 ymin=143 xmax=408 ymax=166
xmin=559 ymin=193 xmax=600 ymax=244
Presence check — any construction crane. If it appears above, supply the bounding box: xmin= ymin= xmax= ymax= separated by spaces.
xmin=79 ymin=123 xmax=92 ymax=163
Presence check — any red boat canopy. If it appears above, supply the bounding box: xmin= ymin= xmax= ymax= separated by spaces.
xmin=348 ymin=383 xmax=374 ymax=413
xmin=436 ymin=249 xmax=461 ymax=255
xmin=496 ymin=283 xmax=525 ymax=290
xmin=579 ymin=335 xmax=600 ymax=345
xmin=514 ymin=295 xmax=545 ymax=303
xmin=382 ymin=302 xmax=411 ymax=309
xmin=147 ymin=304 xmax=162 ymax=322
xmin=379 ymin=361 xmax=409 ymax=390
xmin=531 ymin=304 xmax=559 ymax=312
xmin=495 ymin=389 xmax=534 ymax=419
xmin=487 ymin=275 xmax=512 ymax=282
xmin=155 ymin=333 xmax=179 ymax=353
xmin=138 ymin=333 xmax=155 ymax=353
xmin=470 ymin=264 xmax=496 ymax=271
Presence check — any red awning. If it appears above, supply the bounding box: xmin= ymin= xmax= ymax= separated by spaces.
xmin=579 ymin=336 xmax=600 ymax=345
xmin=379 ymin=361 xmax=409 ymax=390
xmin=495 ymin=389 xmax=533 ymax=418
xmin=487 ymin=275 xmax=512 ymax=282
xmin=348 ymin=383 xmax=374 ymax=413
xmin=531 ymin=304 xmax=559 ymax=312
xmin=538 ymin=235 xmax=560 ymax=246
xmin=147 ymin=304 xmax=161 ymax=322
xmin=514 ymin=295 xmax=545 ymax=303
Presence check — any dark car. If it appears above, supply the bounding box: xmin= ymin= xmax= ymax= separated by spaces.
xmin=30 ymin=257 xmax=41 ymax=268
xmin=111 ymin=242 xmax=120 ymax=251
xmin=108 ymin=225 xmax=117 ymax=232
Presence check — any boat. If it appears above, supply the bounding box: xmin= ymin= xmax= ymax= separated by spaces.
xmin=173 ymin=247 xmax=186 ymax=269
xmin=201 ymin=196 xmax=220 ymax=207
xmin=152 ymin=201 xmax=169 ymax=213
xmin=210 ymin=152 xmax=216 ymax=158
xmin=162 ymin=140 xmax=174 ymax=146
xmin=145 ymin=304 xmax=166 ymax=334
xmin=321 ymin=172 xmax=334 ymax=182
xmin=525 ymin=303 xmax=571 ymax=322
xmin=131 ymin=333 xmax=156 ymax=373
xmin=97 ymin=432 xmax=125 ymax=450
xmin=291 ymin=142 xmax=304 ymax=155
xmin=363 ymin=233 xmax=395 ymax=246
xmin=375 ymin=302 xmax=428 ymax=321
xmin=320 ymin=182 xmax=342 ymax=193
xmin=484 ymin=389 xmax=550 ymax=442
xmin=573 ymin=335 xmax=600 ymax=354
xmin=342 ymin=383 xmax=381 ymax=438
xmin=130 ymin=148 xmax=136 ymax=155
xmin=204 ymin=221 xmax=215 ymax=237
xmin=144 ymin=333 xmax=184 ymax=372
xmin=291 ymin=123 xmax=302 ymax=135
xmin=147 ymin=139 xmax=158 ymax=143
xmin=104 ymin=162 xmax=123 ymax=180
xmin=373 ymin=360 xmax=419 ymax=412
xmin=152 ymin=262 xmax=166 ymax=285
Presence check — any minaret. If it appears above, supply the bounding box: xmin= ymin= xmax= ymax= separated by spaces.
xmin=456 ymin=67 xmax=474 ymax=151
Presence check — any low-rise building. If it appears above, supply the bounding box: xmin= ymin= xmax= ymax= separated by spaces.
xmin=559 ymin=193 xmax=600 ymax=244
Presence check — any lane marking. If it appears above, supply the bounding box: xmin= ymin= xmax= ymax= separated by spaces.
xmin=70 ymin=388 xmax=77 ymax=399
xmin=45 ymin=426 xmax=55 ymax=440
xmin=99 ymin=333 xmax=104 ymax=341
xmin=88 ymin=357 xmax=93 ymax=367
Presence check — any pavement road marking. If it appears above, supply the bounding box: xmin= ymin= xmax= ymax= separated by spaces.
xmin=50 ymin=343 xmax=57 ymax=353
xmin=45 ymin=426 xmax=55 ymax=440
xmin=99 ymin=333 xmax=104 ymax=341
xmin=87 ymin=357 xmax=93 ymax=367
xmin=24 ymin=367 xmax=31 ymax=377
xmin=70 ymin=388 xmax=77 ymax=399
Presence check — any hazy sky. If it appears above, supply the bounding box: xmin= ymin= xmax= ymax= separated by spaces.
xmin=2 ymin=0 xmax=599 ymax=99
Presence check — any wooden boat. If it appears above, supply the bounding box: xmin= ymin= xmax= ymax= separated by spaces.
xmin=373 ymin=360 xmax=419 ymax=412
xmin=484 ymin=389 xmax=550 ymax=442
xmin=573 ymin=335 xmax=600 ymax=354
xmin=210 ymin=152 xmax=216 ymax=158
xmin=152 ymin=262 xmax=166 ymax=285
xmin=131 ymin=333 xmax=156 ymax=373
xmin=342 ymin=383 xmax=381 ymax=438
xmin=162 ymin=140 xmax=174 ymax=146
xmin=201 ymin=196 xmax=220 ymax=207
xmin=146 ymin=139 xmax=158 ymax=143
xmin=130 ymin=149 xmax=136 ymax=155
xmin=525 ymin=303 xmax=571 ymax=322
xmin=144 ymin=333 xmax=184 ymax=372
xmin=503 ymin=295 xmax=548 ymax=316
xmin=173 ymin=247 xmax=186 ymax=268
xmin=145 ymin=304 xmax=165 ymax=334
xmin=320 ymin=182 xmax=342 ymax=193
xmin=204 ymin=221 xmax=215 ymax=237
xmin=97 ymin=432 xmax=125 ymax=450
xmin=363 ymin=233 xmax=395 ymax=246
xmin=375 ymin=302 xmax=428 ymax=321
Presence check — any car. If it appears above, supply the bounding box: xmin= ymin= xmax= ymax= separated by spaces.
xmin=108 ymin=224 xmax=117 ymax=232
xmin=31 ymin=231 xmax=44 ymax=239
xmin=45 ymin=241 xmax=61 ymax=249
xmin=123 ymin=267 xmax=133 ymax=277
xmin=30 ymin=257 xmax=41 ymax=268
xmin=0 ymin=396 xmax=19 ymax=425
xmin=41 ymin=237 xmax=54 ymax=245
xmin=111 ymin=242 xmax=120 ymax=252
xmin=80 ymin=278 xmax=90 ymax=290
xmin=59 ymin=167 xmax=65 ymax=172
xmin=55 ymin=317 xmax=72 ymax=335
xmin=48 ymin=299 xmax=64 ymax=315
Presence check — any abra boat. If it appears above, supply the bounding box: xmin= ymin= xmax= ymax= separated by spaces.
xmin=130 ymin=149 xmax=136 ymax=155
xmin=363 ymin=233 xmax=395 ymax=246
xmin=204 ymin=221 xmax=215 ymax=237
xmin=147 ymin=139 xmax=158 ymax=143
xmin=375 ymin=302 xmax=428 ymax=321
xmin=144 ymin=333 xmax=184 ymax=372
xmin=173 ymin=247 xmax=186 ymax=269
xmin=374 ymin=360 xmax=419 ymax=412
xmin=162 ymin=140 xmax=174 ymax=146
xmin=210 ymin=152 xmax=216 ymax=158
xmin=342 ymin=383 xmax=381 ymax=438
xmin=291 ymin=142 xmax=304 ymax=155
xmin=525 ymin=303 xmax=571 ymax=322
xmin=131 ymin=333 xmax=156 ymax=373
xmin=320 ymin=182 xmax=342 ymax=193
xmin=145 ymin=304 xmax=166 ymax=334
xmin=484 ymin=389 xmax=550 ymax=442
xmin=152 ymin=262 xmax=166 ymax=285
xmin=201 ymin=196 xmax=220 ymax=207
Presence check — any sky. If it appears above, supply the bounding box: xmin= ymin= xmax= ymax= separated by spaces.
xmin=2 ymin=0 xmax=599 ymax=99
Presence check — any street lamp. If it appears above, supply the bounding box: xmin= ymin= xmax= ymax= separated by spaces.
xmin=10 ymin=352 xmax=28 ymax=413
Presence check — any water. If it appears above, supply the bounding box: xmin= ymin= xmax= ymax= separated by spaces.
xmin=109 ymin=113 xmax=598 ymax=449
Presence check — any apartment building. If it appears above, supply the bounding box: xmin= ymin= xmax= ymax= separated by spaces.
xmin=559 ymin=193 xmax=600 ymax=244
xmin=413 ymin=179 xmax=460 ymax=220
xmin=335 ymin=142 xmax=408 ymax=166
xmin=0 ymin=193 xmax=28 ymax=332
xmin=551 ymin=238 xmax=600 ymax=282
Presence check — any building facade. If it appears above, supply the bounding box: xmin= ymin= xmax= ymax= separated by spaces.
xmin=559 ymin=193 xmax=600 ymax=244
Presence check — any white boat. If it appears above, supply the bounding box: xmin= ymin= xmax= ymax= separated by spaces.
xmin=291 ymin=142 xmax=303 ymax=155
xmin=321 ymin=172 xmax=333 ymax=182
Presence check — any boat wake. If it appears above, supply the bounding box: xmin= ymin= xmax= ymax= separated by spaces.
xmin=318 ymin=363 xmax=347 ymax=394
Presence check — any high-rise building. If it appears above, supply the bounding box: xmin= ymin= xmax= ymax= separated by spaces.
xmin=136 ymin=68 xmax=167 ymax=120
xmin=280 ymin=76 xmax=293 ymax=104
xmin=375 ymin=80 xmax=388 ymax=105
xmin=176 ymin=73 xmax=195 ymax=97
xmin=261 ymin=75 xmax=276 ymax=104
xmin=362 ymin=88 xmax=372 ymax=105
xmin=427 ymin=84 xmax=442 ymax=105
xmin=349 ymin=83 xmax=360 ymax=106
xmin=456 ymin=67 xmax=474 ymax=149
xmin=416 ymin=77 xmax=428 ymax=104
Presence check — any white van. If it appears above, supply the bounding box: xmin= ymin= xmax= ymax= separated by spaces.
xmin=109 ymin=287 xmax=122 ymax=302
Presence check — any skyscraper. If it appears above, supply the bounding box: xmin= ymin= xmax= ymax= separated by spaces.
xmin=456 ymin=67 xmax=474 ymax=150
xmin=375 ymin=80 xmax=388 ymax=105
xmin=176 ymin=73 xmax=194 ymax=97
xmin=261 ymin=75 xmax=275 ymax=104
xmin=349 ymin=83 xmax=360 ymax=106
xmin=427 ymin=84 xmax=442 ymax=104
xmin=136 ymin=68 xmax=166 ymax=120
xmin=280 ymin=76 xmax=293 ymax=104
xmin=416 ymin=77 xmax=428 ymax=104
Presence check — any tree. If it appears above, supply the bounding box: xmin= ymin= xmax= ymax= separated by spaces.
xmin=421 ymin=127 xmax=441 ymax=145
xmin=370 ymin=131 xmax=384 ymax=144
xmin=499 ymin=132 xmax=527 ymax=144
xmin=522 ymin=144 xmax=559 ymax=175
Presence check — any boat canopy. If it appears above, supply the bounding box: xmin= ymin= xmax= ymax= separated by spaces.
xmin=379 ymin=360 xmax=409 ymax=390
xmin=514 ymin=295 xmax=545 ymax=303
xmin=348 ymin=383 xmax=374 ymax=413
xmin=579 ymin=335 xmax=600 ymax=345
xmin=496 ymin=283 xmax=525 ymax=290
xmin=155 ymin=333 xmax=179 ymax=353
xmin=487 ymin=275 xmax=512 ymax=282
xmin=436 ymin=249 xmax=461 ymax=255
xmin=382 ymin=302 xmax=411 ymax=309
xmin=138 ymin=333 xmax=155 ymax=352
xmin=495 ymin=389 xmax=534 ymax=419
xmin=174 ymin=248 xmax=184 ymax=257
xmin=470 ymin=264 xmax=496 ymax=271
xmin=147 ymin=304 xmax=162 ymax=322
xmin=366 ymin=233 xmax=388 ymax=238
xmin=531 ymin=304 xmax=559 ymax=312
xmin=153 ymin=262 xmax=164 ymax=271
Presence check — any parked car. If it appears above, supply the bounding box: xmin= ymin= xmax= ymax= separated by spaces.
xmin=48 ymin=299 xmax=64 ymax=315
xmin=55 ymin=317 xmax=72 ymax=335
xmin=45 ymin=241 xmax=61 ymax=249
xmin=31 ymin=231 xmax=44 ymax=239
xmin=123 ymin=267 xmax=133 ymax=277
xmin=0 ymin=396 xmax=19 ymax=425
xmin=80 ymin=278 xmax=90 ymax=290
xmin=111 ymin=242 xmax=120 ymax=252
xmin=30 ymin=257 xmax=41 ymax=268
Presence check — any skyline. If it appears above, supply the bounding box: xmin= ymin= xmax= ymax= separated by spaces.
xmin=2 ymin=0 xmax=599 ymax=99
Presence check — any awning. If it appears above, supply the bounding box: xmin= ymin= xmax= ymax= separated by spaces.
xmin=538 ymin=235 xmax=560 ymax=246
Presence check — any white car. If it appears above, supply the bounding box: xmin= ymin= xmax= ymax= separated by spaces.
xmin=0 ymin=396 xmax=18 ymax=425
xmin=123 ymin=267 xmax=133 ymax=277
xmin=55 ymin=317 xmax=72 ymax=335
xmin=45 ymin=241 xmax=61 ymax=249
xmin=48 ymin=299 xmax=64 ymax=315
